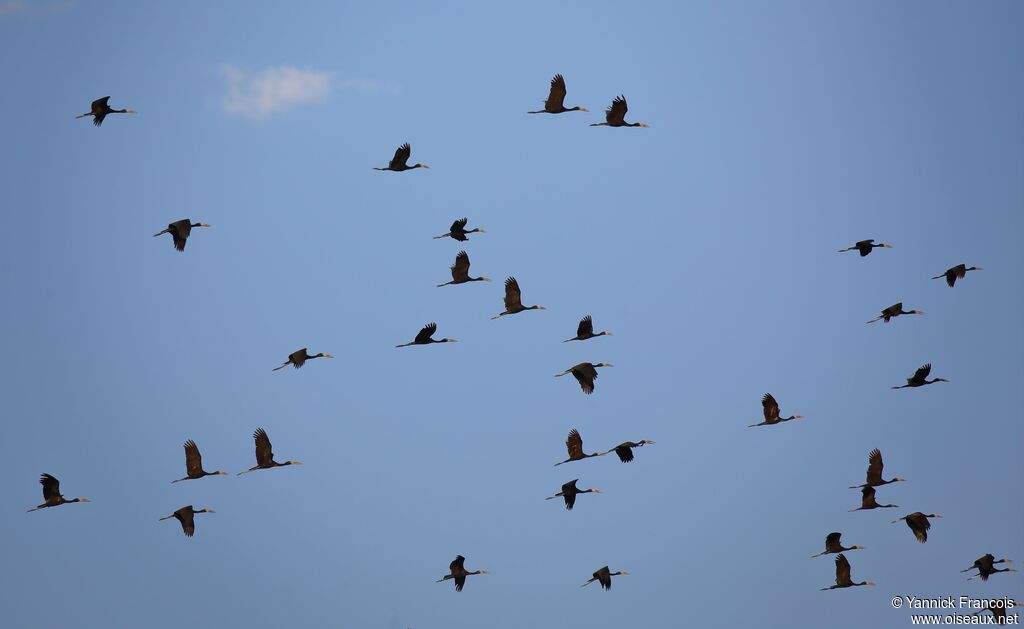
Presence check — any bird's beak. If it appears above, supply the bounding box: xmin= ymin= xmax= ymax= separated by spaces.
xmin=605 ymin=331 xmax=614 ymax=336
xmin=592 ymin=489 xmax=602 ymax=493
xmin=639 ymin=123 xmax=650 ymax=128
xmin=932 ymin=514 xmax=943 ymax=518
xmin=323 ymin=354 xmax=335 ymax=358
xmin=603 ymin=363 xmax=614 ymax=367
xmin=80 ymin=498 xmax=91 ymax=502
xmin=206 ymin=509 xmax=216 ymax=513
xmin=126 ymin=109 xmax=136 ymax=113
xmin=579 ymin=107 xmax=589 ymax=112
xmin=199 ymin=223 xmax=211 ymax=227
xmin=482 ymin=277 xmax=493 ymax=282
xmin=421 ymin=164 xmax=430 ymax=169
xmin=480 ymin=570 xmax=489 ymax=574
xmin=290 ymin=461 xmax=303 ymax=465
xmin=477 ymin=228 xmax=487 ymax=233
xmin=620 ymin=571 xmax=630 ymax=576
xmin=537 ymin=306 xmax=547 ymax=310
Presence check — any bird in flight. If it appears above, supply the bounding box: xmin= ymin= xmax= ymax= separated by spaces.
xmin=437 ymin=251 xmax=491 ymax=287
xmin=892 ymin=364 xmax=948 ymax=389
xmin=546 ymin=479 xmax=601 ymax=510
xmin=76 ymin=96 xmax=135 ymax=126
xmin=581 ymin=566 xmax=629 ymax=590
xmin=811 ymin=532 xmax=864 ymax=558
xmin=932 ymin=263 xmax=981 ymax=287
xmin=820 ymin=554 xmax=875 ymax=590
xmin=604 ymin=439 xmax=655 ymax=463
xmin=395 ymin=322 xmax=457 ymax=347
xmin=554 ymin=429 xmax=606 ymax=466
xmin=436 ymin=555 xmax=487 ymax=592
xmin=27 ymin=474 xmax=90 ymax=512
xmin=892 ymin=512 xmax=942 ymax=543
xmin=528 ymin=74 xmax=589 ymax=114
xmin=866 ymin=303 xmax=924 ymax=324
xmin=433 ymin=218 xmax=485 ymax=241
xmin=374 ymin=143 xmax=429 ymax=171
xmin=160 ymin=505 xmax=214 ymax=537
xmin=837 ymin=239 xmax=891 ymax=257
xmin=153 ymin=219 xmax=209 ymax=252
xmin=555 ymin=362 xmax=612 ymax=394
xmin=849 ymin=449 xmax=906 ymax=489
xmin=273 ymin=348 xmax=334 ymax=371
xmin=849 ymin=486 xmax=898 ymax=512
xmin=563 ymin=315 xmax=612 ymax=342
xmin=748 ymin=393 xmax=803 ymax=427
xmin=962 ymin=554 xmax=1016 ymax=581
xmin=238 ymin=428 xmax=301 ymax=474
xmin=172 ymin=440 xmax=228 ymax=483
xmin=590 ymin=95 xmax=648 ymax=128
xmin=492 ymin=277 xmax=545 ymax=319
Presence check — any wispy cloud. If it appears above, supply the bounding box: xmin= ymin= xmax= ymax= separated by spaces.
xmin=221 ymin=65 xmax=330 ymax=119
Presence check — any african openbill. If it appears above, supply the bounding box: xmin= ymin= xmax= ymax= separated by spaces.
xmin=554 ymin=429 xmax=606 ymax=466
xmin=933 ymin=264 xmax=981 ymax=287
xmin=563 ymin=315 xmax=612 ymax=342
xmin=238 ymin=428 xmax=301 ymax=474
xmin=27 ymin=474 xmax=89 ymax=512
xmin=582 ymin=566 xmax=628 ymax=590
xmin=273 ymin=348 xmax=334 ymax=371
xmin=546 ymin=479 xmax=601 ymax=510
xmin=837 ymin=239 xmax=890 ymax=257
xmin=492 ymin=277 xmax=545 ymax=319
xmin=436 ymin=555 xmax=487 ymax=591
xmin=821 ymin=554 xmax=875 ymax=590
xmin=153 ymin=219 xmax=209 ymax=252
xmin=438 ymin=251 xmax=491 ymax=287
xmin=604 ymin=439 xmax=655 ymax=463
xmin=590 ymin=95 xmax=648 ymax=127
xmin=748 ymin=393 xmax=803 ymax=427
xmin=76 ymin=96 xmax=135 ymax=126
xmin=849 ymin=449 xmax=906 ymax=489
xmin=528 ymin=74 xmax=588 ymax=114
xmin=892 ymin=512 xmax=942 ymax=543
xmin=160 ymin=505 xmax=214 ymax=537
xmin=172 ymin=440 xmax=228 ymax=483
xmin=867 ymin=303 xmax=924 ymax=324
xmin=555 ymin=362 xmax=612 ymax=395
xmin=433 ymin=218 xmax=485 ymax=241
xmin=962 ymin=554 xmax=1016 ymax=581
xmin=849 ymin=486 xmax=898 ymax=512
xmin=395 ymin=322 xmax=457 ymax=347
xmin=374 ymin=143 xmax=428 ymax=171
xmin=811 ymin=532 xmax=864 ymax=558
xmin=892 ymin=364 xmax=948 ymax=389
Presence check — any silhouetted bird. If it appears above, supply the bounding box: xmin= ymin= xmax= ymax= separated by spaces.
xmin=27 ymin=474 xmax=89 ymax=512
xmin=812 ymin=532 xmax=864 ymax=558
xmin=159 ymin=505 xmax=214 ymax=537
xmin=837 ymin=239 xmax=890 ymax=257
xmin=546 ymin=479 xmax=601 ymax=510
xmin=528 ymin=74 xmax=589 ymax=114
xmin=395 ymin=322 xmax=457 ymax=347
xmin=892 ymin=364 xmax=948 ymax=389
xmin=238 ymin=428 xmax=301 ymax=474
xmin=849 ymin=486 xmax=898 ymax=512
xmin=590 ymin=95 xmax=648 ymax=128
xmin=563 ymin=315 xmax=612 ymax=342
xmin=582 ymin=566 xmax=629 ymax=590
xmin=492 ymin=277 xmax=545 ymax=319
xmin=172 ymin=440 xmax=228 ymax=483
xmin=554 ymin=429 xmax=606 ymax=466
xmin=604 ymin=440 xmax=655 ymax=463
xmin=273 ymin=348 xmax=334 ymax=371
xmin=76 ymin=96 xmax=135 ymax=126
xmin=153 ymin=219 xmax=209 ymax=252
xmin=374 ymin=143 xmax=428 ymax=171
xmin=821 ymin=554 xmax=875 ymax=590
xmin=867 ymin=303 xmax=924 ymax=324
xmin=849 ymin=449 xmax=906 ymax=489
xmin=892 ymin=512 xmax=942 ymax=543
xmin=436 ymin=555 xmax=487 ymax=592
xmin=433 ymin=218 xmax=485 ymax=241
xmin=749 ymin=393 xmax=803 ymax=427
xmin=555 ymin=362 xmax=612 ymax=394
xmin=438 ymin=251 xmax=491 ymax=287
xmin=933 ymin=264 xmax=981 ymax=287
xmin=962 ymin=554 xmax=1016 ymax=581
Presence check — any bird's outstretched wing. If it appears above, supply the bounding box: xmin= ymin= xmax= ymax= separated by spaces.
xmin=40 ymin=473 xmax=61 ymax=501
xmin=504 ymin=277 xmax=523 ymax=310
xmin=866 ymin=449 xmax=884 ymax=485
xmin=912 ymin=364 xmax=932 ymax=382
xmin=835 ymin=554 xmax=851 ymax=583
xmin=451 ymin=218 xmax=468 ymax=232
xmin=451 ymin=251 xmax=471 ymax=280
xmin=450 ymin=555 xmax=466 ymax=572
xmin=762 ymin=393 xmax=779 ymax=421
xmin=825 ymin=532 xmax=842 ymax=549
xmin=606 ymin=95 xmax=628 ymax=125
xmin=390 ymin=143 xmax=412 ymax=169
xmin=577 ymin=315 xmax=594 ymax=338
xmin=565 ymin=429 xmax=584 ymax=459
xmin=614 ymin=444 xmax=634 ymax=463
xmin=184 ymin=440 xmax=204 ymax=476
xmin=253 ymin=428 xmax=274 ymax=466
xmin=414 ymin=323 xmax=437 ymax=344
xmin=545 ymin=74 xmax=567 ymax=110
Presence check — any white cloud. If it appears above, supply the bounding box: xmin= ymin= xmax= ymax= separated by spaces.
xmin=221 ymin=64 xmax=330 ymax=119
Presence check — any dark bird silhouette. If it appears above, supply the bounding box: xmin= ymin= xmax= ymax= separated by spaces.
xmin=555 ymin=362 xmax=612 ymax=394
xmin=581 ymin=566 xmax=629 ymax=590
xmin=748 ymin=393 xmax=803 ymax=427
xmin=812 ymin=532 xmax=865 ymax=558
xmin=153 ymin=219 xmax=209 ymax=252
xmin=892 ymin=363 xmax=948 ymax=389
xmin=850 ymin=449 xmax=906 ymax=489
xmin=436 ymin=555 xmax=487 ymax=591
xmin=238 ymin=428 xmax=301 ymax=475
xmin=528 ymin=74 xmax=589 ymax=114
xmin=27 ymin=474 xmax=90 ymax=512
xmin=892 ymin=512 xmax=942 ymax=543
xmin=492 ymin=277 xmax=546 ymax=319
xmin=273 ymin=348 xmax=334 ymax=371
xmin=590 ymin=95 xmax=648 ymax=128
xmin=547 ymin=479 xmax=601 ymax=510
xmin=821 ymin=554 xmax=875 ymax=590
xmin=563 ymin=315 xmax=613 ymax=342
xmin=395 ymin=322 xmax=457 ymax=347
xmin=867 ymin=303 xmax=924 ymax=324
xmin=933 ymin=263 xmax=981 ymax=287
xmin=437 ymin=251 xmax=491 ymax=287
xmin=159 ymin=505 xmax=214 ymax=537
xmin=433 ymin=218 xmax=485 ymax=241
xmin=554 ymin=429 xmax=606 ymax=466
xmin=76 ymin=96 xmax=135 ymax=126
xmin=962 ymin=554 xmax=1016 ymax=581
xmin=849 ymin=486 xmax=898 ymax=512
xmin=604 ymin=439 xmax=655 ymax=463
xmin=837 ymin=239 xmax=891 ymax=257
xmin=374 ymin=143 xmax=428 ymax=171
xmin=172 ymin=440 xmax=228 ymax=483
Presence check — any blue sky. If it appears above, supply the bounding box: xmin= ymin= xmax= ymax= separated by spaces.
xmin=1 ymin=1 xmax=1022 ymax=627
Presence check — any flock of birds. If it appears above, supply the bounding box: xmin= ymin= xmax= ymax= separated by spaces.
xmin=29 ymin=76 xmax=1017 ymax=617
